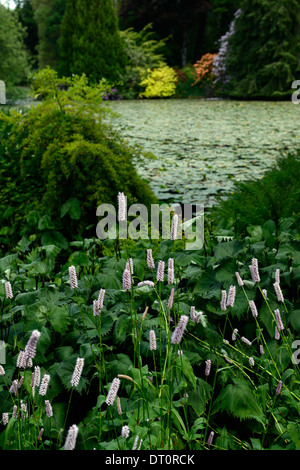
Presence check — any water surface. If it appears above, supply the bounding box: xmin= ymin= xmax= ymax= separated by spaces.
xmin=104 ymin=99 xmax=300 ymax=207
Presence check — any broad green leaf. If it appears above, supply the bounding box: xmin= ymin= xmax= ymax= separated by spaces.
xmin=38 ymin=215 xmax=55 ymax=230
xmin=290 ymin=309 xmax=300 ymax=334
xmin=113 ymin=313 xmax=129 ymax=343
xmin=68 ymin=251 xmax=91 ymax=267
xmin=41 ymin=244 xmax=61 ymax=259
xmin=26 ymin=210 xmax=39 ymax=227
xmin=247 ymin=225 xmax=263 ymax=242
xmin=0 ymin=254 xmax=18 ymax=272
xmin=193 ymin=266 xmax=220 ymax=298
xmin=215 ymin=258 xmax=237 ymax=282
xmin=96 ymin=272 xmax=122 ymax=290
xmin=189 ymin=378 xmax=212 ymax=416
xmin=288 ymin=422 xmax=300 ymax=449
xmin=48 ymin=305 xmax=70 ymax=334
xmin=15 ymin=291 xmax=40 ymax=306
xmin=41 ymin=230 xmax=69 ymax=250
xmin=55 ymin=346 xmax=74 ymax=361
xmin=213 ymin=240 xmax=243 ymax=260
xmin=250 ymin=438 xmax=263 ymax=450
xmin=61 ymin=197 xmax=81 ymax=220
xmin=175 ymin=355 xmax=196 ymax=389
xmin=213 ymin=378 xmax=264 ymax=422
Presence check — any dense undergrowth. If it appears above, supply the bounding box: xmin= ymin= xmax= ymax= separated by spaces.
xmin=0 ymin=191 xmax=299 ymax=449
xmin=211 ymin=152 xmax=300 ymax=237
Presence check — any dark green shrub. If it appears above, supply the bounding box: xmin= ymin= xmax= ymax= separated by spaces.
xmin=174 ymin=65 xmax=204 ymax=98
xmin=211 ymin=152 xmax=300 ymax=236
xmin=0 ymin=68 xmax=157 ymax=250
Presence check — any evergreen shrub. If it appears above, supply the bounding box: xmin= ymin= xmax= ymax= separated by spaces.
xmin=211 ymin=152 xmax=300 ymax=236
xmin=0 ymin=68 xmax=157 ymax=250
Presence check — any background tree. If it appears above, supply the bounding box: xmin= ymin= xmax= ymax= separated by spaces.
xmin=119 ymin=24 xmax=168 ymax=98
xmin=59 ymin=0 xmax=127 ymax=83
xmin=119 ymin=0 xmax=211 ymax=66
xmin=31 ymin=0 xmax=66 ymax=69
xmin=225 ymin=0 xmax=300 ymax=98
xmin=200 ymin=0 xmax=242 ymax=56
xmin=15 ymin=0 xmax=39 ymax=68
xmin=0 ymin=4 xmax=31 ymax=88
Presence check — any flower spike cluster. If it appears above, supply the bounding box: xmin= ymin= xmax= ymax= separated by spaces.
xmin=71 ymin=357 xmax=84 ymax=387
xmin=171 ymin=315 xmax=189 ymax=344
xmin=249 ymin=258 xmax=260 ymax=283
xmin=5 ymin=281 xmax=13 ymax=299
xmin=118 ymin=192 xmax=126 ymax=222
xmin=68 ymin=265 xmax=78 ymax=289
xmin=64 ymin=424 xmax=79 ymax=450
xmin=156 ymin=260 xmax=165 ymax=282
xmin=106 ymin=378 xmax=121 ymax=406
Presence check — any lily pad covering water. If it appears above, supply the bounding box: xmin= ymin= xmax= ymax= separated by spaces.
xmin=107 ymin=99 xmax=300 ymax=207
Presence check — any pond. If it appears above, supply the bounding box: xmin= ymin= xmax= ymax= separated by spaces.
xmin=107 ymin=99 xmax=300 ymax=208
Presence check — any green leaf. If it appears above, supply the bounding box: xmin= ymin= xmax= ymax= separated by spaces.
xmin=189 ymin=378 xmax=212 ymax=416
xmin=0 ymin=254 xmax=18 ymax=273
xmin=213 ymin=378 xmax=264 ymax=422
xmin=55 ymin=346 xmax=74 ymax=361
xmin=48 ymin=305 xmax=70 ymax=334
xmin=215 ymin=259 xmax=237 ymax=282
xmin=109 ymin=353 xmax=133 ymax=376
xmin=290 ymin=309 xmax=300 ymax=334
xmin=205 ymin=328 xmax=223 ymax=347
xmin=175 ymin=355 xmax=196 ymax=389
xmin=214 ymin=240 xmax=243 ymax=260
xmin=288 ymin=422 xmax=300 ymax=449
xmin=175 ymin=252 xmax=205 ymax=267
xmin=26 ymin=210 xmax=39 ymax=227
xmin=193 ymin=266 xmax=220 ymax=298
xmin=34 ymin=326 xmax=52 ymax=363
xmin=250 ymin=438 xmax=263 ymax=450
xmin=61 ymin=197 xmax=81 ymax=220
xmin=41 ymin=244 xmax=61 ymax=259
xmin=68 ymin=251 xmax=91 ymax=267
xmin=41 ymin=230 xmax=69 ymax=250
xmin=96 ymin=272 xmax=122 ymax=290
xmin=171 ymin=408 xmax=188 ymax=437
xmin=113 ymin=313 xmax=129 ymax=344
xmin=38 ymin=215 xmax=55 ymax=231
xmin=15 ymin=291 xmax=40 ymax=306
xmin=1 ymin=417 xmax=17 ymax=450
xmin=262 ymin=220 xmax=277 ymax=247
xmin=247 ymin=225 xmax=263 ymax=242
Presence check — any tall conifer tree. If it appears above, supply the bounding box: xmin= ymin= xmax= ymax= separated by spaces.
xmin=59 ymin=0 xmax=127 ymax=82
xmin=225 ymin=0 xmax=300 ymax=98
xmin=32 ymin=0 xmax=66 ymax=69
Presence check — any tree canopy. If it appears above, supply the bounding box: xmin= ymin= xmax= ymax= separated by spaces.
xmin=119 ymin=0 xmax=211 ymax=66
xmin=225 ymin=0 xmax=300 ymax=98
xmin=59 ymin=0 xmax=127 ymax=82
xmin=0 ymin=4 xmax=31 ymax=88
